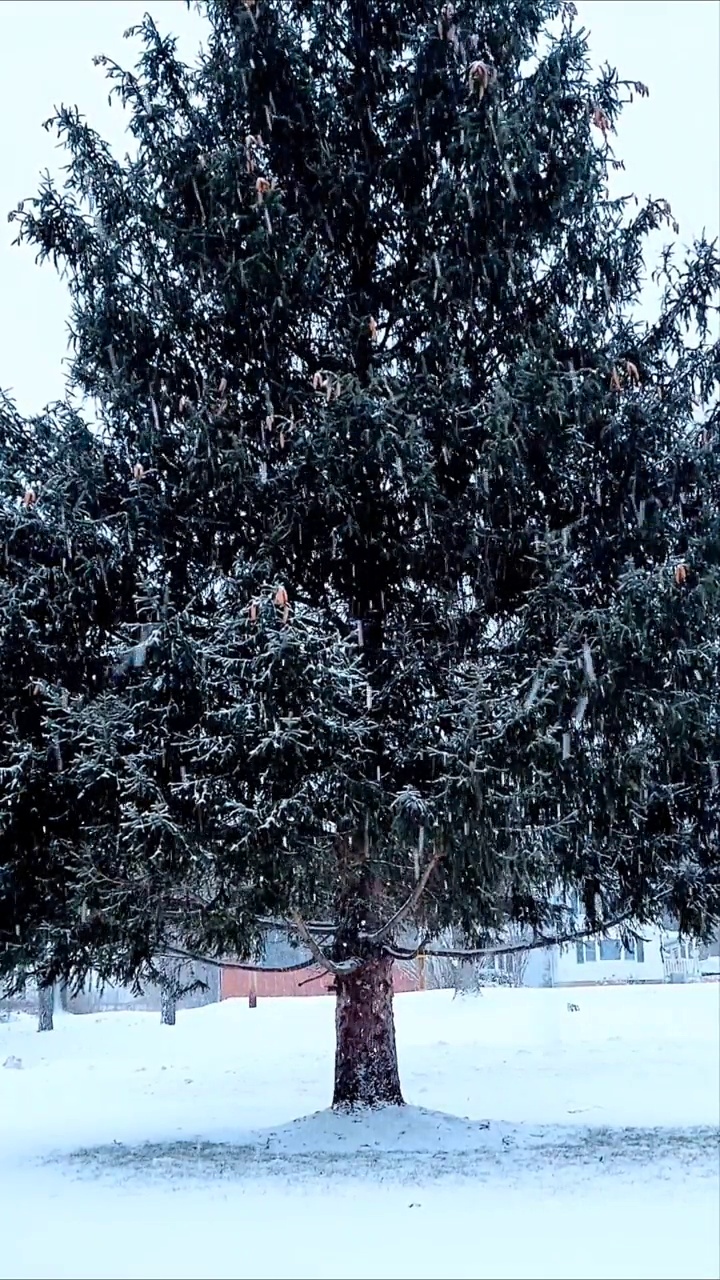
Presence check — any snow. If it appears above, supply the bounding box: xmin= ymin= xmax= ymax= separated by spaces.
xmin=1 ymin=984 xmax=718 ymax=1280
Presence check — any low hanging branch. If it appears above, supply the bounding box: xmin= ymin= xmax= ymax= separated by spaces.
xmin=256 ymin=915 xmax=337 ymax=934
xmin=163 ymin=908 xmax=643 ymax=978
xmin=160 ymin=944 xmax=320 ymax=975
xmin=385 ymin=912 xmax=641 ymax=962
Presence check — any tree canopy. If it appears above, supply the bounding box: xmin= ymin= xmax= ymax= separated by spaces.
xmin=2 ymin=0 xmax=719 ymax=1103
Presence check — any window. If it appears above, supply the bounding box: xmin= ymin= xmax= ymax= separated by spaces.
xmin=623 ymin=938 xmax=645 ymax=962
xmin=575 ymin=942 xmax=597 ymax=963
xmin=599 ymin=939 xmax=622 ymax=961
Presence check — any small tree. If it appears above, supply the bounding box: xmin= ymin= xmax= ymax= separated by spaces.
xmin=7 ymin=0 xmax=720 ymax=1108
xmin=37 ymin=982 xmax=55 ymax=1032
xmin=157 ymin=958 xmax=183 ymax=1026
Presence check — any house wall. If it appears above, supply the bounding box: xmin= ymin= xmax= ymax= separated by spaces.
xmin=519 ymin=926 xmax=707 ymax=987
xmin=221 ymin=965 xmax=328 ymax=999
xmin=487 ymin=926 xmax=664 ymax=988
xmin=552 ymin=929 xmax=665 ymax=985
xmin=220 ymin=959 xmax=422 ymax=1000
xmin=522 ymin=948 xmax=555 ymax=988
xmin=220 ymin=927 xmax=425 ymax=1000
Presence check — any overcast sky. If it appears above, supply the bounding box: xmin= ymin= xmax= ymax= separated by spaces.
xmin=1 ymin=0 xmax=718 ymax=415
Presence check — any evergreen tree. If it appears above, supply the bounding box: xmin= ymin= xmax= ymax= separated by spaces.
xmin=6 ymin=0 xmax=720 ymax=1107
xmin=0 ymin=394 xmax=142 ymax=992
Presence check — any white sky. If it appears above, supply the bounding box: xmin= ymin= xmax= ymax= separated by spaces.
xmin=0 ymin=0 xmax=718 ymax=415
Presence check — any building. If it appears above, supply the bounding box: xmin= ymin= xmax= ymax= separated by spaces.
xmin=520 ymin=926 xmax=664 ymax=987
xmin=492 ymin=920 xmax=707 ymax=988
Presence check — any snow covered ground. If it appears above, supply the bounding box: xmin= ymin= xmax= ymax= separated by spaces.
xmin=1 ymin=983 xmax=718 ymax=1280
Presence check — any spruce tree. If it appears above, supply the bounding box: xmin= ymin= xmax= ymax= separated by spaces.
xmin=0 ymin=397 xmax=96 ymax=983
xmin=6 ymin=0 xmax=720 ymax=1107
xmin=0 ymin=394 xmax=144 ymax=993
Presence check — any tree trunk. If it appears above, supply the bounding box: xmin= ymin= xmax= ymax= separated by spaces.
xmin=37 ymin=984 xmax=54 ymax=1032
xmin=158 ymin=959 xmax=182 ymax=1026
xmin=332 ymin=955 xmax=404 ymax=1110
xmin=160 ymin=983 xmax=176 ymax=1026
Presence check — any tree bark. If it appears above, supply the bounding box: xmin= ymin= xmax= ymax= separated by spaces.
xmin=332 ymin=954 xmax=404 ymax=1110
xmin=160 ymin=984 xmax=176 ymax=1026
xmin=37 ymin=984 xmax=54 ymax=1032
xmin=158 ymin=959 xmax=182 ymax=1026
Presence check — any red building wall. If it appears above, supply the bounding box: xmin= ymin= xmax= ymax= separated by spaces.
xmin=220 ymin=960 xmax=421 ymax=1000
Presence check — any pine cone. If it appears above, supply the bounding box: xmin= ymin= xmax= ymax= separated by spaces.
xmin=591 ymin=106 xmax=611 ymax=137
xmin=468 ymin=61 xmax=496 ymax=98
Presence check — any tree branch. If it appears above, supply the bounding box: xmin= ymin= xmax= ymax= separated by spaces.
xmin=287 ymin=914 xmax=363 ymax=976
xmin=369 ymin=850 xmax=443 ymax=943
xmin=297 ymin=969 xmax=331 ymax=989
xmin=160 ymin=945 xmax=319 ymax=975
xmin=256 ymin=915 xmax=336 ymax=934
xmin=385 ymin=913 xmax=640 ymax=962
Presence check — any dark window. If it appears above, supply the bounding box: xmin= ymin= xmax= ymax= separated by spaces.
xmin=637 ymin=939 xmax=645 ymax=963
xmin=599 ymin=939 xmax=622 ymax=961
xmin=584 ymin=942 xmax=597 ymax=962
xmin=576 ymin=942 xmax=585 ymax=964
xmin=623 ymin=938 xmax=635 ymax=959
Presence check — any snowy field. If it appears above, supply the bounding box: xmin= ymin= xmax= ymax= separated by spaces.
xmin=1 ymin=984 xmax=718 ymax=1280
